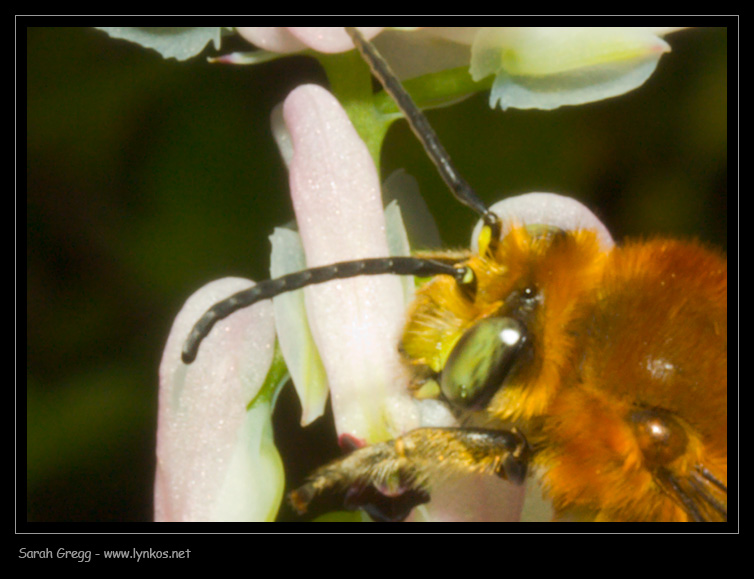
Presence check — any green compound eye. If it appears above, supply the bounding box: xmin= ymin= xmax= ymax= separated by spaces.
xmin=440 ymin=317 xmax=528 ymax=409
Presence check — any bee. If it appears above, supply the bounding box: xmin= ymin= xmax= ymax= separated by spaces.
xmin=181 ymin=28 xmax=727 ymax=522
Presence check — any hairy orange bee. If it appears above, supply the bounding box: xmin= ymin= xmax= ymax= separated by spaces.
xmin=398 ymin=222 xmax=726 ymax=522
xmin=182 ymin=28 xmax=727 ymax=522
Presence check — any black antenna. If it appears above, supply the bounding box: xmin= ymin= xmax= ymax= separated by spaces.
xmin=344 ymin=27 xmax=498 ymax=230
xmin=181 ymin=257 xmax=469 ymax=364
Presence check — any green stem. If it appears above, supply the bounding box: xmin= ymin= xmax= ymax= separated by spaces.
xmin=319 ymin=53 xmax=492 ymax=169
xmin=317 ymin=50 xmax=391 ymax=169
xmin=374 ymin=66 xmax=493 ymax=116
xmin=248 ymin=342 xmax=290 ymax=410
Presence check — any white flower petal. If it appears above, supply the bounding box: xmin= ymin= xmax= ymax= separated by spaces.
xmin=381 ymin=169 xmax=443 ymax=250
xmin=487 ymin=55 xmax=665 ymax=111
xmin=210 ymin=399 xmax=284 ymax=521
xmin=471 ymin=27 xmax=671 ymax=110
xmin=414 ymin=476 xmax=526 ymax=522
xmin=236 ymin=27 xmax=307 ymax=53
xmin=270 ymin=103 xmax=294 ymax=169
xmin=270 ymin=193 xmax=418 ymax=428
xmin=371 ymin=28 xmax=473 ymax=80
xmin=237 ymin=27 xmax=383 ymax=54
xmin=269 ymin=227 xmax=330 ymax=426
xmin=286 ymin=27 xmax=384 ymax=53
xmin=471 ymin=192 xmax=614 ymax=252
xmin=282 ymin=84 xmax=416 ymax=441
xmin=155 ymin=277 xmax=279 ymax=521
xmin=383 ymin=200 xmax=416 ymax=308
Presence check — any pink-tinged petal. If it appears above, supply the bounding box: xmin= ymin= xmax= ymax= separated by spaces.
xmin=415 ymin=476 xmax=526 ymax=522
xmin=155 ymin=277 xmax=279 ymax=521
xmin=237 ymin=27 xmax=384 ymax=54
xmin=286 ymin=27 xmax=384 ymax=53
xmin=282 ymin=84 xmax=415 ymax=441
xmin=472 ymin=192 xmax=614 ymax=251
xmin=371 ymin=28 xmax=473 ymax=81
xmin=236 ymin=27 xmax=307 ymax=53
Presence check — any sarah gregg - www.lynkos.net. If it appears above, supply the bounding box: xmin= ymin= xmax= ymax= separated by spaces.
xmin=19 ymin=547 xmax=191 ymax=562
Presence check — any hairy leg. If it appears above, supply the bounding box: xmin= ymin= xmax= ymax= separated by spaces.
xmin=289 ymin=426 xmax=529 ymax=521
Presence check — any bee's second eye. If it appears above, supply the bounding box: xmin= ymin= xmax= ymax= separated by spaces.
xmin=440 ymin=317 xmax=528 ymax=409
xmin=630 ymin=408 xmax=689 ymax=467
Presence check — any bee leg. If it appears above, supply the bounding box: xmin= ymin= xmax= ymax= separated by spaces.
xmin=289 ymin=427 xmax=529 ymax=521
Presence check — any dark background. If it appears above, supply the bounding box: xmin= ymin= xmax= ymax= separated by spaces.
xmin=26 ymin=26 xmax=727 ymax=522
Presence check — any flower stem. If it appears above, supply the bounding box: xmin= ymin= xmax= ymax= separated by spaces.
xmin=317 ymin=50 xmax=391 ymax=169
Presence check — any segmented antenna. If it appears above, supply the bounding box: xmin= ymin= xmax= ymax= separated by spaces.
xmin=181 ymin=257 xmax=469 ymax=364
xmin=344 ymin=27 xmax=498 ymax=230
